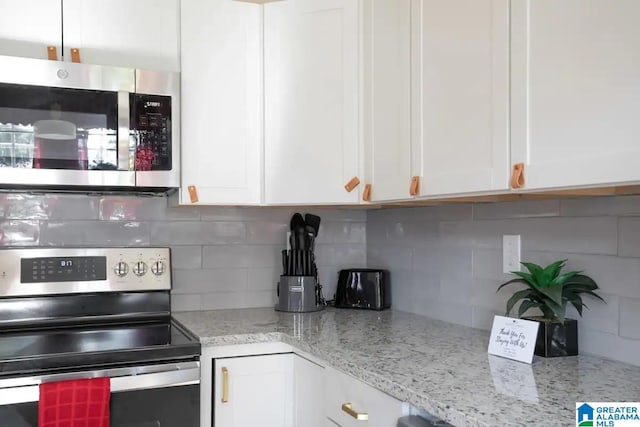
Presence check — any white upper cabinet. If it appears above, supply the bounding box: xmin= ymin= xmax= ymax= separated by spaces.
xmin=62 ymin=0 xmax=180 ymax=71
xmin=362 ymin=0 xmax=412 ymax=202
xmin=511 ymin=0 xmax=640 ymax=190
xmin=0 ymin=0 xmax=62 ymax=59
xmin=264 ymin=0 xmax=360 ymax=205
xmin=180 ymin=0 xmax=263 ymax=205
xmin=411 ymin=0 xmax=510 ymax=197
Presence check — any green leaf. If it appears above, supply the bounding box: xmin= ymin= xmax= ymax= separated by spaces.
xmin=564 ymin=274 xmax=599 ymax=291
xmin=539 ymin=304 xmax=555 ymax=319
xmin=565 ymin=294 xmax=586 ymax=316
xmin=542 ymin=297 xmax=566 ymax=321
xmin=510 ymin=271 xmax=537 ymax=287
xmin=540 ymin=259 xmax=567 ymax=285
xmin=517 ymin=300 xmax=542 ymax=317
xmin=581 ymin=290 xmax=607 ymax=303
xmin=521 ymin=262 xmax=543 ymax=281
xmin=497 ymin=278 xmax=528 ymax=293
xmin=534 ymin=282 xmax=563 ymax=307
xmin=552 ymin=270 xmax=581 ymax=286
xmin=563 ymin=283 xmax=595 ymax=294
xmin=506 ymin=289 xmax=534 ymax=315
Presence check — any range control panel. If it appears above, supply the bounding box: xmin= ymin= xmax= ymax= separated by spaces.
xmin=0 ymin=247 xmax=171 ymax=298
xmin=21 ymin=256 xmax=107 ymax=283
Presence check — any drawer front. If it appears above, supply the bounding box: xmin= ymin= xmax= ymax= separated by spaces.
xmin=325 ymin=367 xmax=403 ymax=427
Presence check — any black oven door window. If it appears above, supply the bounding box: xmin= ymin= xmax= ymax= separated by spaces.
xmin=0 ymin=83 xmax=119 ymax=171
xmin=0 ymin=384 xmax=199 ymax=427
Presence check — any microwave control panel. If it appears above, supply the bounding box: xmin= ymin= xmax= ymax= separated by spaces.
xmin=131 ymin=94 xmax=172 ymax=171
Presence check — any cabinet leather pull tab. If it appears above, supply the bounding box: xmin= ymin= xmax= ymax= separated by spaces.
xmin=70 ymin=48 xmax=81 ymax=63
xmin=362 ymin=184 xmax=372 ymax=202
xmin=187 ymin=185 xmax=199 ymax=203
xmin=47 ymin=46 xmax=58 ymax=61
xmin=510 ymin=163 xmax=525 ymax=189
xmin=410 ymin=176 xmax=420 ymax=196
xmin=344 ymin=176 xmax=360 ymax=193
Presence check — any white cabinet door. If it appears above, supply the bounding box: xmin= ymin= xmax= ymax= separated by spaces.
xmin=294 ymin=355 xmax=325 ymax=427
xmin=362 ymin=0 xmax=412 ymax=202
xmin=0 ymin=0 xmax=62 ymax=59
xmin=324 ymin=367 xmax=404 ymax=427
xmin=180 ymin=0 xmax=262 ymax=205
xmin=214 ymin=354 xmax=294 ymax=427
xmin=62 ymin=0 xmax=179 ymax=71
xmin=264 ymin=0 xmax=360 ymax=205
xmin=411 ymin=0 xmax=510 ymax=197
xmin=511 ymin=0 xmax=640 ymax=190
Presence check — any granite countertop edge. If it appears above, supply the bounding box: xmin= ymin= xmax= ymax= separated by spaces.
xmin=185 ymin=316 xmax=493 ymax=426
xmin=175 ymin=307 xmax=640 ymax=427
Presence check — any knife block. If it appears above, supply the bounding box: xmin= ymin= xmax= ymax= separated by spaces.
xmin=275 ymin=276 xmax=322 ymax=313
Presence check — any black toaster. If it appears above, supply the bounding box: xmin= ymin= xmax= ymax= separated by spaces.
xmin=334 ymin=269 xmax=390 ymax=310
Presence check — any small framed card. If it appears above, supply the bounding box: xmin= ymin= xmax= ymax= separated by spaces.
xmin=487 ymin=315 xmax=540 ymax=364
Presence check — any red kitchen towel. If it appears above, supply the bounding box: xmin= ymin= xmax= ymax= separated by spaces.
xmin=39 ymin=377 xmax=110 ymax=427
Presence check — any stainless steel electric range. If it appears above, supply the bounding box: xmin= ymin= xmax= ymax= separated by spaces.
xmin=0 ymin=247 xmax=200 ymax=427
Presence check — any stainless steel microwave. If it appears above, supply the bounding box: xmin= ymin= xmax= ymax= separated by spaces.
xmin=0 ymin=55 xmax=179 ymax=190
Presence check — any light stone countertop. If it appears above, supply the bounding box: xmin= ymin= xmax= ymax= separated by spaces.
xmin=174 ymin=307 xmax=640 ymax=427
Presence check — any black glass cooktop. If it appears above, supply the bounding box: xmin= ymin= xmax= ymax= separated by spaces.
xmin=0 ymin=319 xmax=200 ymax=377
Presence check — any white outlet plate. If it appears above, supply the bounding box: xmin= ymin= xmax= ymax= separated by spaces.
xmin=503 ymin=235 xmax=521 ymax=273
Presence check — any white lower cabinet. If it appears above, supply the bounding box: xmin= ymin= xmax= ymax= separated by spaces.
xmin=205 ymin=344 xmax=403 ymax=427
xmin=212 ymin=352 xmax=324 ymax=427
xmin=324 ymin=367 xmax=404 ymax=427
xmin=294 ymin=354 xmax=325 ymax=427
xmin=214 ymin=353 xmax=294 ymax=427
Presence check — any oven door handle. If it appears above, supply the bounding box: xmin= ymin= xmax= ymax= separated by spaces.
xmin=0 ymin=362 xmax=200 ymax=406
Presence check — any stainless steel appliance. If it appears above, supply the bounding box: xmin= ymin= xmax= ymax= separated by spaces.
xmin=0 ymin=55 xmax=179 ymax=190
xmin=0 ymin=247 xmax=200 ymax=427
xmin=334 ymin=269 xmax=391 ymax=310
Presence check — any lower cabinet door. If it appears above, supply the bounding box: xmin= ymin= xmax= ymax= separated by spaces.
xmin=325 ymin=367 xmax=404 ymax=427
xmin=294 ymin=355 xmax=325 ymax=427
xmin=214 ymin=354 xmax=294 ymax=427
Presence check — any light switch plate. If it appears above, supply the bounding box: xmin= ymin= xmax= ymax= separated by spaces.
xmin=503 ymin=235 xmax=521 ymax=273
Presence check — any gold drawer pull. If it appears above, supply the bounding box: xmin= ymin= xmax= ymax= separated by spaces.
xmin=341 ymin=403 xmax=368 ymax=421
xmin=221 ymin=367 xmax=229 ymax=403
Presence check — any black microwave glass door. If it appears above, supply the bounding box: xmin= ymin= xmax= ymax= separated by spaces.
xmin=130 ymin=94 xmax=172 ymax=171
xmin=0 ymin=384 xmax=199 ymax=427
xmin=0 ymin=83 xmax=119 ymax=171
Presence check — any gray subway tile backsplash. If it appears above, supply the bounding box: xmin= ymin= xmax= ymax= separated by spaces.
xmin=0 ymin=192 xmax=366 ymax=317
xmin=473 ymin=199 xmax=561 ymax=220
xmin=618 ymin=217 xmax=640 ymax=257
xmin=369 ymin=195 xmax=640 ymax=366
xmin=619 ymin=297 xmax=640 ymax=340
xmin=2 ymin=190 xmax=640 ymax=366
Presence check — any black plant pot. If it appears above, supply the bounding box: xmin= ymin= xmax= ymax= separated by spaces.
xmin=525 ymin=317 xmax=578 ymax=357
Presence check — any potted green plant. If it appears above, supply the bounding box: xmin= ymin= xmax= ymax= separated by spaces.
xmin=497 ymin=260 xmax=605 ymax=357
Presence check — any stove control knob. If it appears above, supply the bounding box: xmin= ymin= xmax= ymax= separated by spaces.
xmin=114 ymin=261 xmax=129 ymax=277
xmin=133 ymin=261 xmax=147 ymax=276
xmin=151 ymin=261 xmax=165 ymax=276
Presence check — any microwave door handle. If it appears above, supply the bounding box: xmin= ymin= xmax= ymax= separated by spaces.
xmin=117 ymin=91 xmax=132 ymax=171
